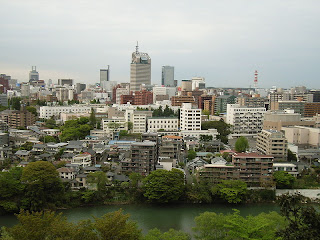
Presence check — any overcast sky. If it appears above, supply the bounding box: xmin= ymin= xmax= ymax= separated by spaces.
xmin=0 ymin=0 xmax=319 ymax=89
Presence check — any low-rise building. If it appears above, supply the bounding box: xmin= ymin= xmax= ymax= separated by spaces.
xmin=147 ymin=117 xmax=179 ymax=132
xmin=72 ymin=153 xmax=92 ymax=167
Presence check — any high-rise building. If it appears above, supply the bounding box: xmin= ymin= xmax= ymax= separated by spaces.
xmin=130 ymin=43 xmax=151 ymax=92
xmin=161 ymin=66 xmax=174 ymax=87
xmin=29 ymin=66 xmax=39 ymax=82
xmin=100 ymin=66 xmax=110 ymax=90
xmin=180 ymin=103 xmax=201 ymax=131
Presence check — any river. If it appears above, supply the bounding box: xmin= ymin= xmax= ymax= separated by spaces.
xmin=0 ymin=203 xmax=280 ymax=235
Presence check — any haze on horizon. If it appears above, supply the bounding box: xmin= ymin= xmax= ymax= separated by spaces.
xmin=0 ymin=0 xmax=319 ymax=89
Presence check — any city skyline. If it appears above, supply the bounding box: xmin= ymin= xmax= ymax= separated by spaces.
xmin=1 ymin=0 xmax=320 ymax=88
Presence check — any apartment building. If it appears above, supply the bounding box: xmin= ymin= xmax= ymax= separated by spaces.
xmin=171 ymin=96 xmax=196 ymax=107
xmin=180 ymin=103 xmax=201 ymax=131
xmin=121 ymin=141 xmax=157 ymax=176
xmin=270 ymin=100 xmax=305 ymax=117
xmin=101 ymin=117 xmax=128 ymax=133
xmin=72 ymin=153 xmax=92 ymax=168
xmin=232 ymin=153 xmax=273 ymax=187
xmin=125 ymin=110 xmax=153 ymax=133
xmin=198 ymin=152 xmax=274 ymax=187
xmin=0 ymin=110 xmax=36 ymax=129
xmin=257 ymin=129 xmax=288 ymax=161
xmin=226 ymin=104 xmax=266 ymax=136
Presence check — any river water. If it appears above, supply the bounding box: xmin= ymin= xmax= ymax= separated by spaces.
xmin=0 ymin=203 xmax=280 ymax=235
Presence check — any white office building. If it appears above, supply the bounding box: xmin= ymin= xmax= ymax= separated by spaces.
xmin=180 ymin=103 xmax=201 ymax=131
xmin=40 ymin=105 xmax=91 ymax=119
xmin=226 ymin=104 xmax=266 ymax=136
xmin=147 ymin=117 xmax=179 ymax=132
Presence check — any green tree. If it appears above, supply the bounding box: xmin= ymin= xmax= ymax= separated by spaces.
xmin=9 ymin=97 xmax=21 ymax=110
xmin=287 ymin=149 xmax=297 ymax=162
xmin=44 ymin=118 xmax=57 ymax=129
xmin=211 ymin=180 xmax=247 ymax=204
xmin=0 ymin=167 xmax=24 ymax=213
xmin=234 ymin=136 xmax=249 ymax=152
xmin=4 ymin=210 xmax=74 ymax=240
xmin=39 ymin=135 xmax=58 ymax=143
xmin=273 ymin=171 xmax=295 ymax=189
xmin=199 ymin=135 xmax=213 ymax=142
xmin=87 ymin=172 xmax=108 ymax=193
xmin=19 ymin=142 xmax=34 ymax=151
xmin=21 ymin=161 xmax=64 ymax=211
xmin=201 ymin=120 xmax=231 ymax=144
xmin=143 ymin=169 xmax=185 ymax=203
xmin=94 ymin=209 xmax=142 ymax=240
xmin=26 ymin=106 xmax=37 ymax=116
xmin=89 ymin=108 xmax=97 ymax=127
xmin=202 ymin=109 xmax=210 ymax=117
xmin=277 ymin=193 xmax=320 ymax=240
xmin=193 ymin=210 xmax=286 ymax=240
xmin=144 ymin=228 xmax=191 ymax=240
xmin=127 ymin=121 xmax=133 ymax=130
xmin=187 ymin=150 xmax=197 ymax=161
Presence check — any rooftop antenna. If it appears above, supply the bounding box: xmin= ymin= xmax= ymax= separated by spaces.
xmin=135 ymin=41 xmax=139 ymax=54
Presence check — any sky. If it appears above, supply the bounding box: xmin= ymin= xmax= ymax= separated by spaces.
xmin=0 ymin=0 xmax=319 ymax=89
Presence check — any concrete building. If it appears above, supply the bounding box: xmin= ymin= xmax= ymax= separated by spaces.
xmin=29 ymin=66 xmax=39 ymax=82
xmin=134 ymin=90 xmax=153 ymax=105
xmin=171 ymin=95 xmax=195 ymax=107
xmin=271 ymin=100 xmax=305 ymax=117
xmin=214 ymin=95 xmax=236 ymax=114
xmin=130 ymin=44 xmax=151 ymax=92
xmin=161 ymin=66 xmax=174 ymax=87
xmin=153 ymin=86 xmax=167 ymax=103
xmin=72 ymin=153 xmax=92 ymax=167
xmin=58 ymin=79 xmax=73 ymax=86
xmin=20 ymin=83 xmax=30 ymax=97
xmin=115 ymin=84 xmax=130 ymax=104
xmin=191 ymin=77 xmax=205 ymax=90
xmin=273 ymin=163 xmax=298 ymax=177
xmin=0 ymin=110 xmax=36 ymax=129
xmin=181 ymin=80 xmax=192 ymax=92
xmin=100 ymin=66 xmax=110 ymax=90
xmin=76 ymin=83 xmax=86 ymax=94
xmin=257 ymin=129 xmax=288 ymax=161
xmin=180 ymin=103 xmax=201 ymax=131
xmin=263 ymin=110 xmax=315 ymax=131
xmin=39 ymin=105 xmax=91 ymax=119
xmin=147 ymin=117 xmax=179 ymax=132
xmin=125 ymin=110 xmax=153 ymax=133
xmin=226 ymin=104 xmax=266 ymax=136
xmin=121 ymin=141 xmax=157 ymax=176
xmin=233 ymin=153 xmax=273 ymax=187
xmin=101 ymin=117 xmax=127 ymax=133
xmin=282 ymin=126 xmax=320 ymax=148
xmin=237 ymin=96 xmax=267 ymax=108
xmin=304 ymin=103 xmax=320 ymax=117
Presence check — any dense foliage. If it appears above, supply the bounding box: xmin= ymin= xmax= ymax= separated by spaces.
xmin=211 ymin=180 xmax=247 ymax=203
xmin=152 ymin=105 xmax=177 ymax=117
xmin=234 ymin=136 xmax=249 ymax=152
xmin=143 ymin=169 xmax=185 ymax=203
xmin=273 ymin=171 xmax=295 ymax=189
xmin=59 ymin=117 xmax=92 ymax=142
xmin=201 ymin=120 xmax=231 ymax=144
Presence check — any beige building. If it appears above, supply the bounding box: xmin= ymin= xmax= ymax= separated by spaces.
xmin=281 ymin=126 xmax=320 ymax=148
xmin=257 ymin=129 xmax=288 ymax=161
xmin=263 ymin=110 xmax=315 ymax=131
xmin=130 ymin=45 xmax=151 ymax=92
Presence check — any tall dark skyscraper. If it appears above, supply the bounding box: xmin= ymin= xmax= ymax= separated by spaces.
xmin=130 ymin=43 xmax=151 ymax=91
xmin=161 ymin=66 xmax=174 ymax=87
